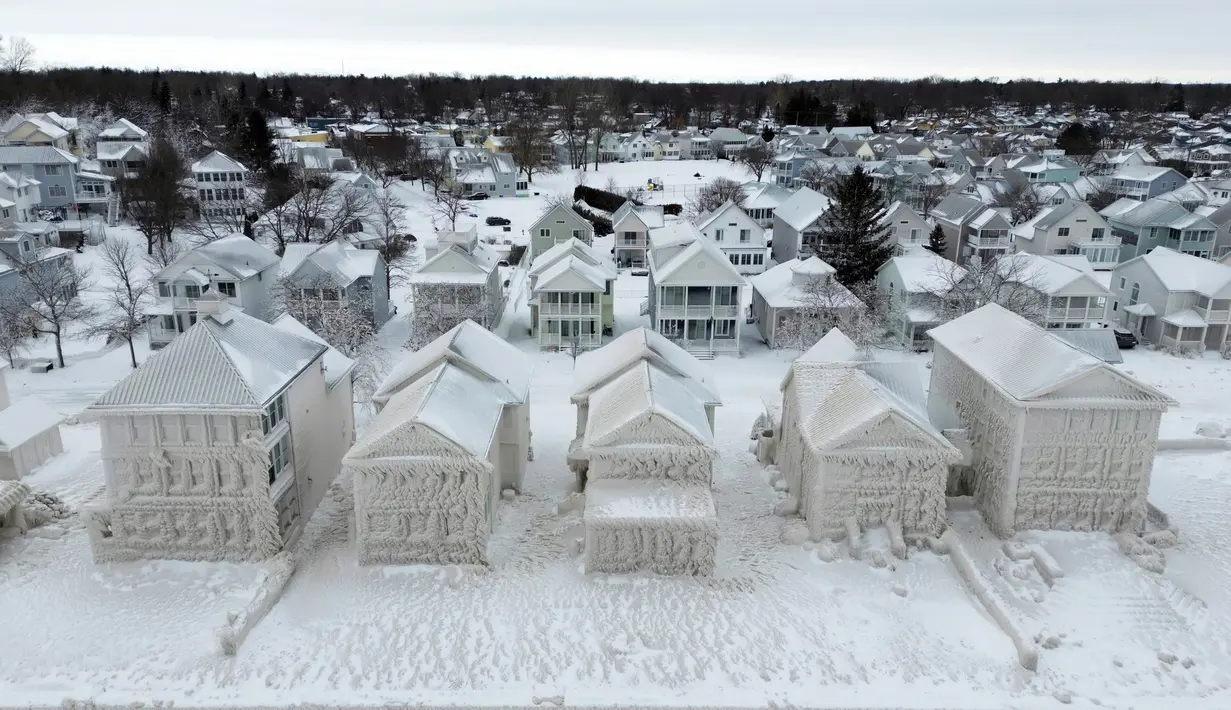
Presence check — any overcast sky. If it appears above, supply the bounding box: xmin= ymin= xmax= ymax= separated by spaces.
xmin=7 ymin=1 xmax=1231 ymax=83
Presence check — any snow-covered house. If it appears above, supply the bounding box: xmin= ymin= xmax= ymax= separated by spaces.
xmin=278 ymin=241 xmax=391 ymax=328
xmin=749 ymin=256 xmax=861 ymax=349
xmin=445 ymin=147 xmax=520 ymax=197
xmin=876 ymin=251 xmax=964 ymax=351
xmin=776 ymin=329 xmax=961 ymax=543
xmin=932 ymin=194 xmax=1014 ymax=265
xmin=997 ymin=253 xmax=1110 ymax=329
xmin=1091 ymin=148 xmax=1156 ymax=176
xmin=1011 ymin=201 xmax=1119 ymax=269
xmin=0 ymin=396 xmax=63 ymax=480
xmin=0 ymin=112 xmax=77 ymax=153
xmin=408 ymin=225 xmax=504 ymax=338
xmin=709 ymin=127 xmax=753 ymax=157
xmin=528 ymin=203 xmax=594 ymax=262
xmin=85 ymin=297 xmax=356 ymax=562
xmin=96 ymin=142 xmax=149 ymax=179
xmin=1102 ymin=197 xmax=1219 ymax=262
xmin=645 ymin=222 xmax=745 ymax=357
xmin=740 ymin=182 xmax=793 ymax=228
xmin=148 ymin=235 xmax=281 ymax=348
xmin=1110 ymin=247 xmax=1231 ymax=353
xmin=696 ymin=201 xmax=768 ymax=274
xmin=0 ymin=170 xmax=42 ymax=223
xmin=528 ymin=237 xmax=616 ymax=350
xmin=0 ymin=146 xmax=114 ymax=219
xmin=191 ymin=151 xmax=250 ymax=219
xmin=880 ymin=201 xmax=930 ymax=254
xmin=770 ymin=187 xmax=833 ymax=264
xmin=612 ymin=203 xmax=664 ymax=269
xmin=570 ymin=342 xmax=720 ymax=576
xmin=927 ymin=303 xmax=1175 ymax=538
xmin=1105 ymin=166 xmax=1187 ymax=202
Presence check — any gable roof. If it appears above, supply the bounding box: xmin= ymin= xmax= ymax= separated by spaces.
xmin=997 ymin=253 xmax=1107 ymax=295
xmin=647 ymin=223 xmax=745 ymax=285
xmin=279 ymin=241 xmax=379 ymax=287
xmin=0 ymin=145 xmax=78 ymax=165
xmin=92 ymin=308 xmax=327 ymax=411
xmin=583 ymin=361 xmax=714 ymax=449
xmin=169 ymin=234 xmax=279 ymax=281
xmin=1127 ymin=246 xmax=1231 ymax=295
xmin=573 ymin=327 xmax=720 ymax=406
xmin=798 ymin=328 xmax=862 ymax=364
xmin=271 ymin=314 xmax=357 ymax=390
xmin=533 ymin=255 xmax=613 ymax=292
xmin=372 ymin=320 xmax=529 ymax=408
xmin=749 ymin=257 xmax=861 ymax=310
xmin=774 ymin=187 xmax=833 ymax=231
xmin=928 ymin=303 xmax=1173 ymax=406
xmin=529 ymin=203 xmax=592 ymax=234
xmin=881 ymin=251 xmax=964 ymax=293
xmin=528 ymin=237 xmax=612 ymax=279
xmin=191 ymin=151 xmax=248 ymax=173
xmin=696 ymin=200 xmax=757 ymax=233
xmin=1111 ymin=165 xmax=1183 ymax=182
xmin=931 ymin=194 xmax=987 ymax=225
xmin=612 ymin=202 xmax=665 ymax=230
xmin=98 ymin=118 xmax=148 ymax=139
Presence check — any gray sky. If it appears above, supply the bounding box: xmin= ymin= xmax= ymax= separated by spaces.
xmin=7 ymin=1 xmax=1231 ymax=82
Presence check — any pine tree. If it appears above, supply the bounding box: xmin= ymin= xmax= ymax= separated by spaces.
xmin=817 ymin=165 xmax=895 ymax=286
xmin=237 ymin=109 xmax=275 ymax=173
xmin=238 ymin=79 xmax=248 ymax=103
xmin=924 ymin=223 xmax=947 ymax=256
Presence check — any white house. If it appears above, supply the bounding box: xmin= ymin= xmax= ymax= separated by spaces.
xmin=148 ymin=234 xmax=281 ymax=348
xmin=528 ymin=237 xmax=617 ymax=350
xmin=696 ymin=201 xmax=768 ymax=275
xmin=0 ymin=171 xmax=42 ymax=222
xmin=876 ymin=251 xmax=965 ymax=351
xmin=612 ymin=203 xmax=665 ymax=269
xmin=528 ymin=203 xmax=594 ymax=262
xmin=740 ymin=182 xmax=794 ymax=228
xmin=278 ymin=240 xmax=392 ymax=328
xmin=927 ymin=304 xmax=1175 ymax=538
xmin=776 ymin=329 xmax=961 ymax=543
xmin=880 ymin=201 xmax=930 ymax=254
xmin=0 ymin=396 xmax=63 ymax=480
xmin=1011 ymin=201 xmax=1120 ymax=269
xmin=749 ymin=256 xmax=861 ymax=349
xmin=85 ymin=297 xmax=356 ymax=562
xmin=997 ymin=253 xmax=1110 ymax=329
xmin=645 ymin=222 xmax=745 ymax=357
xmin=408 ymin=225 xmax=504 ymax=339
xmin=770 ymin=187 xmax=833 ymax=264
xmin=191 ymin=151 xmax=250 ymax=218
xmin=1110 ymin=247 xmax=1231 ymax=352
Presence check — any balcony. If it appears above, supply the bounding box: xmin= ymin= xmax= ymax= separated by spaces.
xmin=1196 ymin=305 xmax=1231 ymax=324
xmin=539 ymin=302 xmax=599 ymax=316
xmin=967 ymin=234 xmax=1012 ymax=247
xmin=540 ymin=333 xmax=602 ymax=350
xmin=659 ymin=304 xmax=739 ymax=319
xmin=1047 ymin=307 xmax=1105 ymax=321
xmin=75 ymin=189 xmax=110 ymax=203
xmin=1069 ymin=234 xmax=1121 ymax=247
xmin=666 ymin=337 xmax=740 ymax=354
xmin=172 ymin=296 xmax=196 ymax=309
xmin=616 ymin=237 xmax=647 ymax=248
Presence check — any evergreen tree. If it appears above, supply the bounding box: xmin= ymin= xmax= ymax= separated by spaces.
xmin=238 ymin=79 xmax=248 ymax=103
xmin=157 ymin=80 xmax=172 ymax=114
xmin=235 ymin=109 xmax=275 ymax=173
xmin=924 ymin=223 xmax=948 ymax=256
xmin=1056 ymin=122 xmax=1100 ymax=157
xmin=844 ymin=99 xmax=878 ymax=131
xmin=761 ymin=126 xmax=776 ymax=143
xmin=816 ymin=165 xmax=895 ymax=286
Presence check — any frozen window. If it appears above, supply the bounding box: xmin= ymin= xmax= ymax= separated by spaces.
xmin=262 ymin=394 xmax=287 ymax=435
xmin=267 ymin=432 xmax=292 ymax=487
xmin=1129 ymin=283 xmax=1139 ymax=305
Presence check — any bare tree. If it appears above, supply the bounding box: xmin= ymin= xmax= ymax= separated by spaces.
xmin=409 ymin=283 xmax=491 ymax=350
xmin=994 ymin=182 xmax=1042 ymax=225
xmin=144 ymin=238 xmax=183 ymax=271
xmin=915 ymin=176 xmax=949 ymax=218
xmin=343 ymin=133 xmax=414 ymax=188
xmin=688 ymin=176 xmax=746 ymax=218
xmin=256 ymin=176 xmax=375 ymax=246
xmin=430 ymin=183 xmax=467 ymax=231
xmin=124 ymin=136 xmax=191 ymax=255
xmin=0 ymin=36 xmax=37 ymax=73
xmin=0 ymin=314 xmax=30 ymax=365
xmin=771 ymin=272 xmax=873 ymax=351
xmin=1085 ymin=179 xmax=1118 ymax=212
xmin=736 ymin=141 xmax=774 ymax=182
xmin=370 ymin=190 xmax=412 ymax=292
xmin=418 ymin=150 xmax=449 ymax=196
xmin=0 ymin=252 xmax=96 ymax=368
xmin=798 ymin=160 xmax=843 ymax=196
xmin=506 ymin=111 xmax=559 ymax=184
xmin=976 ymin=137 xmax=1008 ymax=158
xmin=83 ymin=238 xmax=152 ymax=368
xmin=924 ymin=254 xmax=1048 ymax=326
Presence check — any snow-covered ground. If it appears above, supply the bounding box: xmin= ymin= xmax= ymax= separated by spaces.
xmin=3 ymin=162 xmax=1231 ymax=709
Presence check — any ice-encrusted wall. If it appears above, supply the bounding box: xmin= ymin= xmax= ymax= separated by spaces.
xmin=86 ymin=413 xmax=282 ymax=563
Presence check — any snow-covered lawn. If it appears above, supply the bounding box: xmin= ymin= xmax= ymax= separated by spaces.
xmin=4 ymin=164 xmax=1231 ymax=708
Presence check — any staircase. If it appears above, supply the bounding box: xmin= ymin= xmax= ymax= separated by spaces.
xmin=639 ymin=299 xmax=649 ymax=316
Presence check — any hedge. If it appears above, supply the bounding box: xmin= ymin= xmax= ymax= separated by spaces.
xmin=663 ymin=203 xmax=683 ymax=216
xmin=574 ymin=202 xmax=613 ymax=237
xmin=573 ymin=185 xmax=640 ymax=213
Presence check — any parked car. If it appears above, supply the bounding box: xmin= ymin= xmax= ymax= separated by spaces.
xmin=464 ymin=192 xmax=490 ymax=200
xmin=486 ymin=216 xmax=511 ymax=226
xmin=1113 ymin=327 xmax=1138 ymax=349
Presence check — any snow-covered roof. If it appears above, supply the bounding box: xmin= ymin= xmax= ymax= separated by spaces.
xmin=882 ymin=252 xmax=964 ymax=293
xmin=1162 ymin=309 xmax=1208 ymax=328
xmin=0 ymin=397 xmax=61 ymax=451
xmin=1110 ymin=165 xmax=1180 ymax=182
xmin=584 ymin=361 xmax=714 ymax=449
xmin=1132 ymin=247 xmax=1231 ymax=295
xmin=1052 ymin=329 xmax=1124 ymax=364
xmin=372 ymin=320 xmax=529 ymax=408
xmin=928 ymin=304 xmax=1173 ymax=405
xmin=532 ymin=255 xmax=612 ymax=293
xmin=695 ymin=201 xmax=755 ymax=234
xmin=92 ymin=307 xmax=327 ymax=412
xmin=279 ymin=241 xmax=379 ymax=288
xmin=740 ymin=182 xmax=793 ymax=209
xmin=349 ymin=362 xmax=505 ymax=461
xmin=573 ymin=327 xmax=719 ymax=406
xmin=1123 ymin=302 xmax=1156 ymax=316
xmin=271 ymin=314 xmax=357 ymax=391
xmin=773 ymin=187 xmax=832 ymax=231
xmin=191 ymin=151 xmax=248 ymax=173
xmin=162 ymin=235 xmax=279 ymax=282
xmin=412 ymin=230 xmax=499 ymax=284
xmin=96 ymin=142 xmax=149 ymax=161
xmin=0 ymin=145 xmax=78 ymax=165
xmin=797 ymin=328 xmax=862 ymax=364
xmin=997 ymin=253 xmax=1106 ymax=295
xmin=528 ymin=237 xmax=613 ymax=280
xmin=749 ymin=257 xmax=861 ymax=310
xmin=647 ymin=223 xmax=745 ymax=285
xmin=98 ymin=118 xmax=147 ymax=139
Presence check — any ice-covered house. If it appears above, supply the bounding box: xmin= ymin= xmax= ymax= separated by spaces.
xmin=749 ymin=256 xmax=862 ymax=349
xmin=612 ymin=203 xmax=665 ymax=269
xmin=776 ymin=329 xmax=961 ymax=543
xmin=645 ymin=222 xmax=745 ymax=357
xmin=696 ymin=200 xmax=768 ymax=275
xmin=0 ymin=396 xmax=64 ymax=480
xmin=370 ymin=319 xmax=531 ymax=491
xmin=351 ymin=321 xmax=531 ymax=565
xmin=408 ymin=225 xmax=504 ymax=338
xmin=577 ymin=360 xmax=719 ymax=576
xmin=527 ymin=237 xmax=617 ymax=350
xmin=148 ymin=234 xmax=281 ymax=348
xmin=528 ymin=203 xmax=594 ymax=262
xmin=84 ymin=296 xmax=356 ymax=562
xmin=278 ymin=240 xmax=391 ymax=328
xmin=927 ymin=303 xmax=1175 ymax=537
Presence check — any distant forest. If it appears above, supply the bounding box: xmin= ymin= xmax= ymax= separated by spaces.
xmin=3 ymin=68 xmax=1230 ymax=128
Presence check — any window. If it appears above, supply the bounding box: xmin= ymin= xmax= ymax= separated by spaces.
xmin=21 ymin=240 xmax=31 ymax=253
xmin=267 ymin=432 xmax=292 ymax=486
xmin=157 ymin=281 xmax=170 ymax=297
xmin=739 ymin=229 xmax=751 ymax=243
xmin=261 ymin=394 xmax=287 ymax=435
xmin=714 ymin=229 xmax=724 ymax=241
xmin=199 ymin=189 xmax=207 ymax=201
xmin=1112 ymin=301 xmax=1118 ymax=312
xmin=1092 ymin=228 xmax=1105 ymax=240
xmin=1118 ymin=277 xmax=1126 ymax=289
xmin=572 ymin=229 xmax=585 ymax=239
xmin=1058 ymin=227 xmax=1070 ymax=237
xmin=715 ymin=320 xmax=735 ymax=338
xmin=1129 ymin=283 xmax=1140 ymax=306
xmin=48 ymin=185 xmax=67 ymax=198
xmin=216 ymin=282 xmax=236 ymax=298
xmin=161 ymin=315 xmax=176 ymax=330
xmin=754 ymin=253 xmax=764 ymax=265
xmin=44 ymin=165 xmax=62 ymax=176
xmin=538 ymin=228 xmax=550 ymax=237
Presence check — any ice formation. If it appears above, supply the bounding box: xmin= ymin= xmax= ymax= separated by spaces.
xmin=929 ymin=304 xmax=1176 ymax=537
